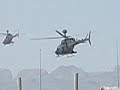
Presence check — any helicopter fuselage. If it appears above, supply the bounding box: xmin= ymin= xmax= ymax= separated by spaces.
xmin=55 ymin=38 xmax=79 ymax=55
xmin=3 ymin=34 xmax=13 ymax=45
xmin=55 ymin=36 xmax=91 ymax=56
xmin=31 ymin=30 xmax=91 ymax=56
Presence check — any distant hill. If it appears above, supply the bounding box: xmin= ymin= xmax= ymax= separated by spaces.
xmin=50 ymin=65 xmax=88 ymax=80
xmin=17 ymin=69 xmax=48 ymax=80
xmin=0 ymin=68 xmax=12 ymax=82
xmin=0 ymin=65 xmax=119 ymax=90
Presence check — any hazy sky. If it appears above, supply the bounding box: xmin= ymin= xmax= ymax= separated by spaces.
xmin=0 ymin=0 xmax=120 ymax=77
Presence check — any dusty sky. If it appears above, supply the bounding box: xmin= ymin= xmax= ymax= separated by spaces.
xmin=0 ymin=0 xmax=120 ymax=76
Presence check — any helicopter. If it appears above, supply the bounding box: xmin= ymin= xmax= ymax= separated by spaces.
xmin=31 ymin=29 xmax=91 ymax=56
xmin=0 ymin=30 xmax=19 ymax=45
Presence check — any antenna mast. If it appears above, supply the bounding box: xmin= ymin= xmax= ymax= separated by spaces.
xmin=40 ymin=49 xmax=42 ymax=90
xmin=116 ymin=38 xmax=119 ymax=88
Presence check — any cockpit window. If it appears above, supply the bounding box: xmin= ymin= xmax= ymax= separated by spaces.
xmin=61 ymin=40 xmax=65 ymax=45
xmin=57 ymin=45 xmax=61 ymax=49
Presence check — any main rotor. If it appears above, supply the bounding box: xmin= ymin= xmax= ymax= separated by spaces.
xmin=0 ymin=30 xmax=19 ymax=38
xmin=56 ymin=29 xmax=69 ymax=39
xmin=62 ymin=29 xmax=67 ymax=36
xmin=31 ymin=29 xmax=70 ymax=40
xmin=6 ymin=30 xmax=9 ymax=34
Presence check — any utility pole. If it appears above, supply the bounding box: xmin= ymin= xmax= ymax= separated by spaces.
xmin=116 ymin=39 xmax=119 ymax=88
xmin=18 ymin=77 xmax=22 ymax=90
xmin=74 ymin=73 xmax=78 ymax=90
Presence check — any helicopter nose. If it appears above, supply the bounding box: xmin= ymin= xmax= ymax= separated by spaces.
xmin=55 ymin=50 xmax=59 ymax=55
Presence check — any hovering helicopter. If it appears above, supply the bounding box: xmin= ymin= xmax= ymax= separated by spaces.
xmin=31 ymin=29 xmax=91 ymax=56
xmin=0 ymin=30 xmax=19 ymax=45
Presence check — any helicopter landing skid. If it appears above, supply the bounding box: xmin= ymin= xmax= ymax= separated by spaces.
xmin=11 ymin=41 xmax=14 ymax=44
xmin=66 ymin=54 xmax=75 ymax=58
xmin=11 ymin=41 xmax=14 ymax=43
xmin=56 ymin=54 xmax=75 ymax=58
xmin=9 ymin=41 xmax=14 ymax=46
xmin=56 ymin=55 xmax=60 ymax=58
xmin=72 ymin=51 xmax=77 ymax=54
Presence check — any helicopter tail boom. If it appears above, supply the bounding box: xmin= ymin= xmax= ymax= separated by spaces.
xmin=13 ymin=30 xmax=19 ymax=38
xmin=73 ymin=31 xmax=91 ymax=46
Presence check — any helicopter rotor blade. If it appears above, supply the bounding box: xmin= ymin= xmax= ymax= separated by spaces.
xmin=30 ymin=36 xmax=63 ymax=40
xmin=0 ymin=33 xmax=7 ymax=36
xmin=56 ymin=30 xmax=65 ymax=37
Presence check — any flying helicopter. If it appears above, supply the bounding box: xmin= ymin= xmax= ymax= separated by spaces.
xmin=0 ymin=30 xmax=19 ymax=45
xmin=31 ymin=29 xmax=91 ymax=56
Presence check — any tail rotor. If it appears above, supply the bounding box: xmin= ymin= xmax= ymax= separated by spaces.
xmin=88 ymin=31 xmax=91 ymax=45
xmin=13 ymin=30 xmax=19 ymax=38
xmin=17 ymin=30 xmax=19 ymax=38
xmin=84 ymin=31 xmax=91 ymax=45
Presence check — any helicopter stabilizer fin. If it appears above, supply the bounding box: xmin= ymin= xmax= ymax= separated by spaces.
xmin=88 ymin=31 xmax=91 ymax=45
xmin=13 ymin=30 xmax=19 ymax=38
xmin=84 ymin=30 xmax=91 ymax=45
